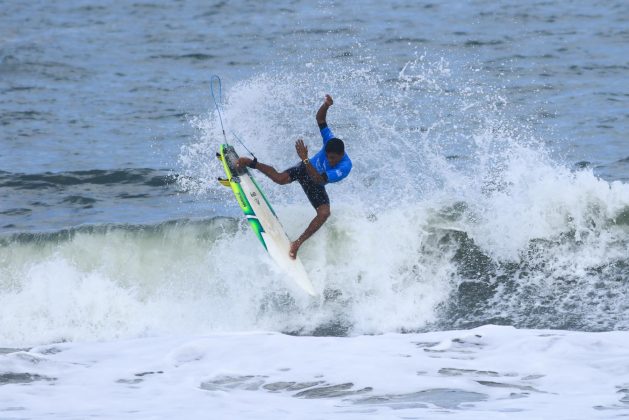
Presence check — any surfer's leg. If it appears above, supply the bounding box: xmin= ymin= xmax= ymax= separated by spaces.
xmin=238 ymin=158 xmax=291 ymax=184
xmin=290 ymin=204 xmax=330 ymax=259
xmin=256 ymin=162 xmax=292 ymax=184
xmin=289 ymin=176 xmax=330 ymax=259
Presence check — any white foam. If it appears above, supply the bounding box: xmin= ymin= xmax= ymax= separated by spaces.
xmin=2 ymin=326 xmax=628 ymax=419
xmin=0 ymin=205 xmax=458 ymax=346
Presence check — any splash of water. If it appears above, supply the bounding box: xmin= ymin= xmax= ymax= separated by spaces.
xmin=2 ymin=55 xmax=628 ymax=346
xmin=179 ymin=54 xmax=629 ymax=332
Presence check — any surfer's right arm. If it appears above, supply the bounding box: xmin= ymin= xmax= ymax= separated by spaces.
xmin=295 ymin=139 xmax=326 ymax=185
xmin=316 ymin=94 xmax=333 ymax=129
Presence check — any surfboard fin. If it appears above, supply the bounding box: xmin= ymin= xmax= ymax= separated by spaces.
xmin=216 ymin=152 xmax=223 ymax=162
xmin=217 ymin=177 xmax=231 ymax=187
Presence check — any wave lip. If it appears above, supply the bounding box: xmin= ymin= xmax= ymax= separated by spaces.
xmin=0 ymin=168 xmax=191 ymax=234
xmin=0 ymin=168 xmax=176 ymax=190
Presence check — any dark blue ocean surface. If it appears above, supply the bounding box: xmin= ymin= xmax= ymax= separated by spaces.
xmin=1 ymin=0 xmax=627 ymax=232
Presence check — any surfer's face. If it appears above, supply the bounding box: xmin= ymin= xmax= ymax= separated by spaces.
xmin=326 ymin=152 xmax=343 ymax=167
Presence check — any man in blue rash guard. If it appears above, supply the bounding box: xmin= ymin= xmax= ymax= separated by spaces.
xmin=237 ymin=94 xmax=352 ymax=259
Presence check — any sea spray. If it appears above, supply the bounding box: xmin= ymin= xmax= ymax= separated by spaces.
xmin=180 ymin=55 xmax=629 ymax=332
xmin=2 ymin=56 xmax=627 ymax=346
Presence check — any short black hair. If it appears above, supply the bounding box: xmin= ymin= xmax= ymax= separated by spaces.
xmin=325 ymin=138 xmax=344 ymax=155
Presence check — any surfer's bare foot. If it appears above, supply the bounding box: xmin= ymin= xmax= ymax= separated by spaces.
xmin=236 ymin=157 xmax=251 ymax=169
xmin=289 ymin=241 xmax=301 ymax=259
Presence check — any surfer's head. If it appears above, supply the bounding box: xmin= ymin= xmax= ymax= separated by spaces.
xmin=325 ymin=138 xmax=344 ymax=166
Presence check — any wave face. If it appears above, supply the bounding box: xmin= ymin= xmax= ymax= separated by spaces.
xmin=1 ymin=197 xmax=628 ymax=347
xmin=0 ymin=215 xmax=457 ymax=345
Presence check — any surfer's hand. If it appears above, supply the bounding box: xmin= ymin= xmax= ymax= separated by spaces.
xmin=323 ymin=94 xmax=333 ymax=107
xmin=289 ymin=240 xmax=301 ymax=259
xmin=295 ymin=139 xmax=308 ymax=160
xmin=236 ymin=157 xmax=252 ymax=169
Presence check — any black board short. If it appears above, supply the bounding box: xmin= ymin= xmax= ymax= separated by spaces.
xmin=286 ymin=162 xmax=329 ymax=209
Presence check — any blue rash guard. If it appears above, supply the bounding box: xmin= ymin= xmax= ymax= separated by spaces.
xmin=310 ymin=124 xmax=352 ymax=183
xmin=285 ymin=123 xmax=352 ymax=209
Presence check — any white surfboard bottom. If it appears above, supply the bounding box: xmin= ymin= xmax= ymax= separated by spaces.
xmin=239 ymin=174 xmax=317 ymax=296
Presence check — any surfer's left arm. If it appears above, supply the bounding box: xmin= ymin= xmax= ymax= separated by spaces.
xmin=316 ymin=95 xmax=337 ymax=147
xmin=295 ymin=139 xmax=326 ymax=184
xmin=316 ymin=94 xmax=333 ymax=127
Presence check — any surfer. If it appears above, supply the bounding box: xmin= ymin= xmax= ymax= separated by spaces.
xmin=237 ymin=94 xmax=352 ymax=259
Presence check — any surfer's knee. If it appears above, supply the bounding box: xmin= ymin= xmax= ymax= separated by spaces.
xmin=317 ymin=204 xmax=331 ymax=220
xmin=276 ymin=172 xmax=291 ymax=185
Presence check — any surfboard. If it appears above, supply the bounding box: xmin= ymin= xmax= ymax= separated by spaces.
xmin=216 ymin=144 xmax=317 ymax=296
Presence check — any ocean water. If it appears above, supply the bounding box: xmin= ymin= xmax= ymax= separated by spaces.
xmin=1 ymin=0 xmax=628 ymax=418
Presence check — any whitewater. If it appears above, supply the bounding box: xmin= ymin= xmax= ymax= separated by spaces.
xmin=2 ymin=0 xmax=629 ymax=418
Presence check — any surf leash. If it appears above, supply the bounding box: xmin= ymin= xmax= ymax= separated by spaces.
xmin=231 ymin=131 xmax=257 ymax=160
xmin=210 ymin=75 xmax=257 ymax=160
xmin=210 ymin=75 xmax=229 ymax=145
